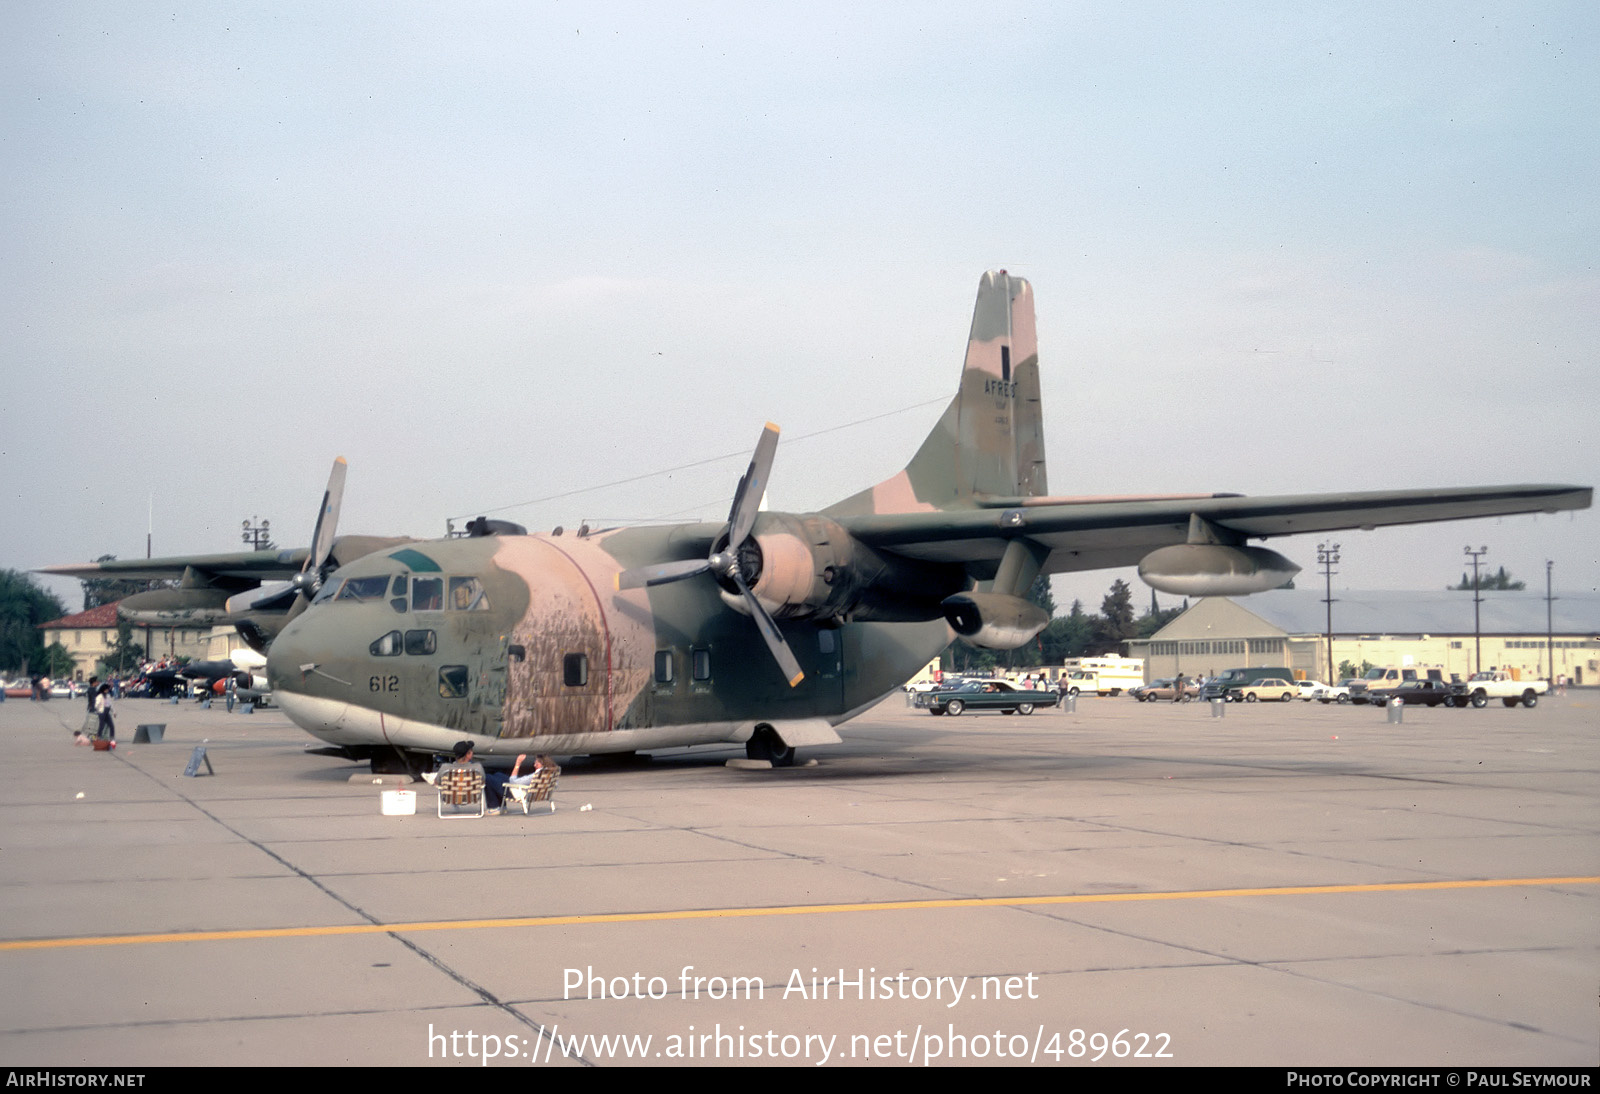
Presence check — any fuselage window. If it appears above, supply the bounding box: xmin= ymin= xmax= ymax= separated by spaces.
xmin=337 ymin=576 xmax=390 ymax=601
xmin=818 ymin=630 xmax=837 ymax=655
xmin=404 ymin=629 xmax=437 ymax=656
xmin=438 ymin=665 xmax=468 ymax=698
xmin=563 ymin=652 xmax=589 ymax=687
xmin=692 ymin=648 xmax=711 ymax=681
xmin=412 ymin=577 xmax=444 ymax=611
xmin=449 ymin=576 xmax=490 ymax=611
xmin=654 ymin=650 xmax=674 ymax=684
xmin=370 ymin=631 xmax=402 ymax=656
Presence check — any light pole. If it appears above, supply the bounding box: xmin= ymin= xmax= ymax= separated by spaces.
xmin=1464 ymin=545 xmax=1488 ymax=675
xmin=1317 ymin=541 xmax=1340 ymax=683
xmin=241 ymin=518 xmax=273 ymax=552
xmin=1545 ymin=560 xmax=1556 ymax=688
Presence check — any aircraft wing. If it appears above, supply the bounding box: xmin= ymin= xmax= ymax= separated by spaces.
xmin=836 ymin=483 xmax=1592 ymax=575
xmin=37 ymin=549 xmax=310 ymax=587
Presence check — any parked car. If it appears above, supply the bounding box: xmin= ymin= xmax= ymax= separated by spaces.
xmin=1359 ymin=679 xmax=1464 ymax=707
xmin=1295 ymin=679 xmax=1324 ymax=701
xmin=1133 ymin=678 xmax=1199 ymax=702
xmin=922 ymin=680 xmax=1061 ymax=716
xmin=1227 ymin=677 xmax=1298 ymax=702
xmin=1313 ymin=679 xmax=1358 ymax=704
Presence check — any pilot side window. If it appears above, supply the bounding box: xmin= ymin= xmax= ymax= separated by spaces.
xmin=404 ymin=629 xmax=437 ymax=656
xmin=438 ymin=665 xmax=468 ymax=698
xmin=448 ymin=576 xmax=490 ymax=611
xmin=563 ymin=653 xmax=588 ymax=688
xmin=390 ymin=575 xmax=408 ymax=613
xmin=370 ymin=631 xmax=402 ymax=657
xmin=654 ymin=650 xmax=674 ymax=684
xmin=692 ymin=648 xmax=711 ymax=682
xmin=411 ymin=577 xmax=443 ymax=612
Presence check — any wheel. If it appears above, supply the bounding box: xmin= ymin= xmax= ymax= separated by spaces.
xmin=1001 ymin=708 xmax=1015 ymax=715
xmin=946 ymin=699 xmax=965 ymax=716
xmin=1471 ymin=690 xmax=1488 ymax=709
xmin=1502 ymin=697 xmax=1518 ymax=707
xmin=746 ymin=725 xmax=796 ymax=767
xmin=1137 ymin=694 xmax=1148 ymax=702
xmin=1245 ymin=692 xmax=1258 ymax=703
xmin=1280 ymin=692 xmax=1294 ymax=702
xmin=1337 ymin=694 xmax=1349 ymax=704
xmin=1522 ymin=690 xmax=1538 ymax=709
xmin=1017 ymin=703 xmax=1034 ymax=716
xmin=928 ymin=707 xmax=945 ymax=716
xmin=1068 ymin=688 xmax=1080 ymax=699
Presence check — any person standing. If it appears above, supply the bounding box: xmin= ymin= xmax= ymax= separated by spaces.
xmin=95 ymin=683 xmax=116 ymax=744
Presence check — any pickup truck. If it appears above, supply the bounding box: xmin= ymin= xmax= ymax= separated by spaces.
xmin=1463 ymin=670 xmax=1546 ymax=709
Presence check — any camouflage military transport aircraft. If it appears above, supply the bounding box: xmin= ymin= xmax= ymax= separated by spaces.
xmin=45 ymin=272 xmax=1591 ymax=771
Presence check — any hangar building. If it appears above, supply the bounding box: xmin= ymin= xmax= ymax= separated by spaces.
xmin=1127 ymin=590 xmax=1600 ymax=686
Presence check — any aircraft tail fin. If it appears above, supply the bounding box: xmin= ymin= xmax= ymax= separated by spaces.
xmin=828 ymin=270 xmax=1046 ymax=516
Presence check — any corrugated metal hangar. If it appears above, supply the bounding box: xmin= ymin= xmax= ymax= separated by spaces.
xmin=1127 ymin=590 xmax=1600 ymax=686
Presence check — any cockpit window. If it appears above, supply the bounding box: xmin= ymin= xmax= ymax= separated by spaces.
xmin=411 ymin=577 xmax=443 ymax=612
xmin=312 ymin=579 xmax=342 ymax=604
xmin=337 ymin=576 xmax=391 ymax=601
xmin=449 ymin=576 xmax=490 ymax=611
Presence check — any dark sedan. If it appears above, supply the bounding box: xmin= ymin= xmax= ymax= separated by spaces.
xmin=1362 ymin=679 xmax=1465 ymax=707
xmin=921 ymin=680 xmax=1061 ymax=716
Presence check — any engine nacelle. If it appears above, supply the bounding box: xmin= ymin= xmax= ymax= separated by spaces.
xmin=940 ymin=591 xmax=1050 ymax=650
xmin=714 ymin=513 xmax=964 ymax=623
xmin=118 ymin=587 xmax=233 ymax=626
xmin=1137 ymin=543 xmax=1300 ymax=596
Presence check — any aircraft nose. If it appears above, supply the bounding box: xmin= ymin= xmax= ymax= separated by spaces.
xmin=264 ymin=614 xmax=314 ymax=695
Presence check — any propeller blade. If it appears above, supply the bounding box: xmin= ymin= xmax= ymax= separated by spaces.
xmin=726 ymin=423 xmax=779 ymax=549
xmin=733 ymin=573 xmax=805 ymax=688
xmin=304 ymin=457 xmax=348 ymax=575
xmin=225 ymin=581 xmax=297 ymax=616
xmin=615 ymin=558 xmax=710 ymax=590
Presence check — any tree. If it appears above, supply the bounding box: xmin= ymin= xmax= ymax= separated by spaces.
xmin=42 ymin=642 xmax=76 ymax=677
xmin=1038 ymin=599 xmax=1092 ymax=663
xmin=1450 ymin=566 xmax=1525 ymax=591
xmin=1089 ymin=579 xmax=1138 ymax=653
xmin=101 ymin=619 xmax=145 ymax=676
xmin=0 ymin=570 xmax=66 ymax=673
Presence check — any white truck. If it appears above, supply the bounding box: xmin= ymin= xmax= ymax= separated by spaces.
xmin=1061 ymin=655 xmax=1144 ymax=697
xmin=1463 ymin=670 xmax=1546 ymax=709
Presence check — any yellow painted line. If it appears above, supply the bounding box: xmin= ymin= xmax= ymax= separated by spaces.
xmin=2 ymin=876 xmax=1594 ymax=953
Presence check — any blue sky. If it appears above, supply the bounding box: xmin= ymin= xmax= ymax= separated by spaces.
xmin=4 ymin=2 xmax=1595 ymax=613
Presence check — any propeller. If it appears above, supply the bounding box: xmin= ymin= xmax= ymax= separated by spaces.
xmin=284 ymin=457 xmax=347 ymax=618
xmin=616 ymin=424 xmax=804 ymax=688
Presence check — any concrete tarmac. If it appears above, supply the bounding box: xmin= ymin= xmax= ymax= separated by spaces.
xmin=0 ymin=691 xmax=1594 ymax=1067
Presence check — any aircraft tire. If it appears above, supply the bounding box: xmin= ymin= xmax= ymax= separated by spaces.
xmin=946 ymin=699 xmax=965 ymax=716
xmin=1522 ymin=691 xmax=1538 ymax=708
xmin=1017 ymin=703 xmax=1034 ymax=715
xmin=746 ymin=725 xmax=796 ymax=767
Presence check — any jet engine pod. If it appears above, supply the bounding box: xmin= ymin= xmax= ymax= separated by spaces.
xmin=118 ymin=587 xmax=233 ymax=626
xmin=1137 ymin=543 xmax=1300 ymax=596
xmin=940 ymin=591 xmax=1050 ymax=650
